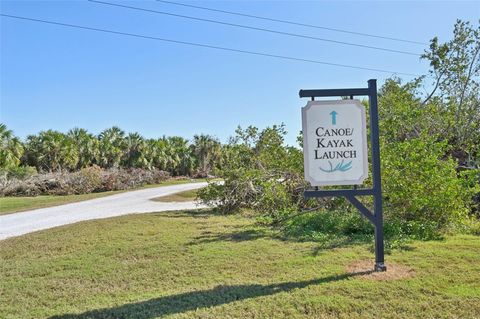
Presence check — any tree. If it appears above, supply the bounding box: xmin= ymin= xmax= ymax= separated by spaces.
xmin=122 ymin=132 xmax=149 ymax=168
xmin=422 ymin=19 xmax=480 ymax=167
xmin=67 ymin=128 xmax=99 ymax=169
xmin=23 ymin=130 xmax=78 ymax=172
xmin=0 ymin=123 xmax=24 ymax=169
xmin=165 ymin=136 xmax=195 ymax=176
xmin=378 ymin=78 xmax=449 ymax=142
xmin=198 ymin=124 xmax=305 ymax=216
xmin=143 ymin=138 xmax=167 ymax=170
xmin=192 ymin=134 xmax=221 ymax=175
xmin=98 ymin=126 xmax=125 ymax=168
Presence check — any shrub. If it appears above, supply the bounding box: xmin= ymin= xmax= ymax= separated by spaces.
xmin=381 ymin=135 xmax=479 ymax=232
xmin=99 ymin=168 xmax=170 ymax=191
xmin=282 ymin=210 xmax=374 ymax=248
xmin=1 ymin=166 xmax=37 ymax=180
xmin=0 ymin=167 xmax=170 ymax=196
xmin=0 ymin=178 xmax=42 ymax=196
xmin=0 ymin=166 xmax=38 ymax=196
xmin=198 ymin=125 xmax=307 ymax=218
xmin=50 ymin=166 xmax=103 ymax=195
xmin=76 ymin=166 xmax=103 ymax=193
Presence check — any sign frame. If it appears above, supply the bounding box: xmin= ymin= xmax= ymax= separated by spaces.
xmin=302 ymin=99 xmax=369 ymax=186
xmin=299 ymin=79 xmax=386 ymax=272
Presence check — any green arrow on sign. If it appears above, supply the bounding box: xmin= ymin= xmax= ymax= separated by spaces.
xmin=330 ymin=111 xmax=337 ymax=125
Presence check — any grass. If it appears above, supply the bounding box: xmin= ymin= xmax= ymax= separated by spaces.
xmin=1 ymin=209 xmax=479 ymax=319
xmin=0 ymin=191 xmax=125 ymax=215
xmin=0 ymin=178 xmax=208 ymax=215
xmin=151 ymin=189 xmax=198 ymax=202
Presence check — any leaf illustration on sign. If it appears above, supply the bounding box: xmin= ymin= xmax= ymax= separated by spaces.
xmin=319 ymin=160 xmax=352 ymax=173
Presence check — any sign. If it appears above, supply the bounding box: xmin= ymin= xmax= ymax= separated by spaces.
xmin=299 ymin=80 xmax=386 ymax=272
xmin=302 ymin=99 xmax=368 ymax=186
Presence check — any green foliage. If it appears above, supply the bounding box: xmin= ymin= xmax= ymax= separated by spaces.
xmin=280 ymin=208 xmax=447 ymax=250
xmin=378 ymin=79 xmax=449 ymax=142
xmin=122 ymin=132 xmax=149 ymax=169
xmin=192 ymin=134 xmax=222 ymax=176
xmin=67 ymin=128 xmax=100 ymax=170
xmin=381 ymin=135 xmax=477 ymax=231
xmin=0 ymin=123 xmax=24 ymax=169
xmin=0 ymin=123 xmax=219 ymax=178
xmin=165 ymin=136 xmax=196 ymax=176
xmin=198 ymin=124 xmax=306 ymax=217
xmin=199 ymin=108 xmax=479 ymax=242
xmin=23 ymin=130 xmax=78 ymax=172
xmin=378 ymin=74 xmax=480 ymax=234
xmin=465 ymin=218 xmax=480 ymax=235
xmin=0 ymin=165 xmax=36 ymax=180
xmin=98 ymin=126 xmax=126 ymax=169
xmin=422 ymin=19 xmax=480 ymax=164
xmin=282 ymin=210 xmax=373 ymax=247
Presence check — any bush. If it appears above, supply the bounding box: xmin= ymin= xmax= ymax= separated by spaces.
xmin=50 ymin=166 xmax=103 ymax=195
xmin=198 ymin=125 xmax=307 ymax=218
xmin=0 ymin=166 xmax=38 ymax=196
xmin=281 ymin=210 xmax=374 ymax=248
xmin=381 ymin=135 xmax=479 ymax=232
xmin=0 ymin=177 xmax=42 ymax=196
xmin=75 ymin=166 xmax=103 ymax=193
xmin=0 ymin=167 xmax=170 ymax=196
xmin=99 ymin=168 xmax=170 ymax=191
xmin=1 ymin=166 xmax=37 ymax=180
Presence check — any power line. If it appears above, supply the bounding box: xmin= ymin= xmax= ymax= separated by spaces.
xmin=157 ymin=0 xmax=428 ymax=46
xmin=0 ymin=14 xmax=420 ymax=77
xmin=89 ymin=0 xmax=421 ymax=57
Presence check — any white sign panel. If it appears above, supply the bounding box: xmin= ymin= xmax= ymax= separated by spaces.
xmin=302 ymin=100 xmax=368 ymax=186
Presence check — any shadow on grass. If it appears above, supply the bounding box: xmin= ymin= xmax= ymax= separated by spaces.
xmin=307 ymin=234 xmax=376 ymax=256
xmin=152 ymin=208 xmax=223 ymax=219
xmin=49 ymin=271 xmax=372 ymax=319
xmin=188 ymin=228 xmax=268 ymax=245
xmin=153 ymin=209 xmax=417 ymax=254
xmin=309 ymin=235 xmax=419 ymax=256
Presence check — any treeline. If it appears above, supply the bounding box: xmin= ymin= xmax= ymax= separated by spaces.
xmin=0 ymin=125 xmax=222 ymax=177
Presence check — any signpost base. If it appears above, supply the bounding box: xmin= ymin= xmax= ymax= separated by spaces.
xmin=374 ymin=262 xmax=387 ymax=272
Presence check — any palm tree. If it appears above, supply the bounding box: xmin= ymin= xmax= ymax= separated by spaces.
xmin=98 ymin=126 xmax=125 ymax=168
xmin=160 ymin=137 xmax=175 ymax=174
xmin=166 ymin=136 xmax=195 ymax=176
xmin=123 ymin=132 xmax=148 ymax=168
xmin=67 ymin=128 xmax=99 ymax=169
xmin=193 ymin=134 xmax=221 ymax=175
xmin=24 ymin=130 xmax=78 ymax=172
xmin=145 ymin=138 xmax=168 ymax=170
xmin=0 ymin=123 xmax=24 ymax=169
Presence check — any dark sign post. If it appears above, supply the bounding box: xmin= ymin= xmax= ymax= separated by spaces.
xmin=299 ymin=79 xmax=386 ymax=272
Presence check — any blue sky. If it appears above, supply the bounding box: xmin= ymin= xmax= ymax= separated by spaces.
xmin=1 ymin=0 xmax=479 ymax=145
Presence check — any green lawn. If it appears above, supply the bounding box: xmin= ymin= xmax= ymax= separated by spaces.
xmin=1 ymin=209 xmax=479 ymax=319
xmin=0 ymin=178 xmax=208 ymax=215
xmin=151 ymin=189 xmax=198 ymax=202
xmin=0 ymin=191 xmax=125 ymax=216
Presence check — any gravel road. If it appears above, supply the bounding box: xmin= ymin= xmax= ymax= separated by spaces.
xmin=0 ymin=182 xmax=208 ymax=240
